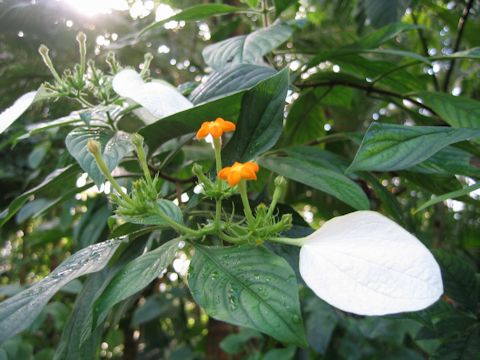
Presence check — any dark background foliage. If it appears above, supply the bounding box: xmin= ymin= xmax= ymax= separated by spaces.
xmin=0 ymin=0 xmax=479 ymax=359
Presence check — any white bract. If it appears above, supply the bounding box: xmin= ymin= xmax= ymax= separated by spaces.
xmin=0 ymin=91 xmax=38 ymax=134
xmin=299 ymin=211 xmax=443 ymax=316
xmin=112 ymin=69 xmax=193 ymax=124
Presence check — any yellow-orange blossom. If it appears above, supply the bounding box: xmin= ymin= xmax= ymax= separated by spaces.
xmin=218 ymin=162 xmax=260 ymax=187
xmin=196 ymin=117 xmax=236 ymax=139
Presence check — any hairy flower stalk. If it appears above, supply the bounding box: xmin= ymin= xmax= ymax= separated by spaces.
xmin=38 ymin=44 xmax=63 ymax=84
xmin=86 ymin=139 xmax=134 ymax=205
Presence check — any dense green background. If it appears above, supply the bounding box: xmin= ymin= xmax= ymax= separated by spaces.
xmin=0 ymin=0 xmax=479 ymax=359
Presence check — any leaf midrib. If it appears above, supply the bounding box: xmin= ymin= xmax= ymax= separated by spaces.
xmin=194 ymin=245 xmax=303 ymax=343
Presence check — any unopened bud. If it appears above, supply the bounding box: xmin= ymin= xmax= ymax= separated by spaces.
xmin=87 ymin=139 xmax=101 ymax=155
xmin=131 ymin=133 xmax=144 ymax=147
xmin=274 ymin=176 xmax=287 ymax=187
xmin=76 ymin=32 xmax=87 ymax=44
xmin=38 ymin=44 xmax=63 ymax=83
xmin=280 ymin=213 xmax=293 ymax=228
xmin=140 ymin=52 xmax=154 ymax=77
xmin=38 ymin=44 xmax=49 ymax=57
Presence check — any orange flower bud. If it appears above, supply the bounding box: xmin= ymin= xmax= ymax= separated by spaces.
xmin=218 ymin=161 xmax=260 ymax=187
xmin=196 ymin=117 xmax=236 ymax=139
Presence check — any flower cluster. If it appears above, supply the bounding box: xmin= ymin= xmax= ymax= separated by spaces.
xmin=194 ymin=119 xmax=443 ymax=316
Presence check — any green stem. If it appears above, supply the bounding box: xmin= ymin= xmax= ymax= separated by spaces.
xmin=267 ymin=187 xmax=281 ymax=218
xmin=269 ymin=236 xmax=305 ymax=247
xmin=133 ymin=136 xmax=153 ymax=186
xmin=238 ymin=180 xmax=255 ymax=227
xmin=153 ymin=208 xmax=199 ymax=237
xmin=215 ymin=200 xmax=221 ymax=230
xmin=213 ymin=137 xmax=222 ymax=174
xmin=92 ymin=151 xmax=134 ymax=206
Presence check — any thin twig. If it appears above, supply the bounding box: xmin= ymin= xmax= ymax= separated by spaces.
xmin=295 ymin=80 xmax=438 ymax=116
xmin=443 ymin=0 xmax=475 ymax=92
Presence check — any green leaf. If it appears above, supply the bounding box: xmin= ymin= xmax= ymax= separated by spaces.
xmin=65 ymin=127 xmax=133 ymax=187
xmin=415 ymin=181 xmax=480 ymax=213
xmin=188 ymin=244 xmax=307 ymax=346
xmin=0 ymin=239 xmax=123 ymax=344
xmin=0 ymin=165 xmax=78 ymax=228
xmin=308 ymin=23 xmax=419 ymax=67
xmin=245 ymin=0 xmax=260 ymax=8
xmin=223 ymin=68 xmax=289 ymax=164
xmin=274 ymin=0 xmax=298 ymax=15
xmin=433 ymin=47 xmax=480 ymax=61
xmin=189 ymin=64 xmax=276 ymax=105
xmin=433 ymin=250 xmax=478 ymax=312
xmin=359 ymin=172 xmax=406 ymax=226
xmin=263 ymin=346 xmax=297 ymax=360
xmin=93 ymin=239 xmax=179 ymax=327
xmin=139 ymin=4 xmax=245 ymax=36
xmin=259 ymin=147 xmax=369 ymax=210
xmin=348 ymin=122 xmax=480 ymax=172
xmin=54 ymin=240 xmax=148 ymax=360
xmin=417 ymin=92 xmax=480 ymax=128
xmin=140 ymin=92 xmax=243 ymax=152
xmin=283 ymin=89 xmax=326 ymax=145
xmin=364 ymin=0 xmax=410 ymax=28
xmin=431 ymin=326 xmax=480 ymax=360
xmin=411 ymin=146 xmax=480 ymax=177
xmin=220 ymin=329 xmax=261 ymax=354
xmin=74 ymin=204 xmax=111 ymax=248
xmin=305 ymin=298 xmax=338 ymax=355
xmin=120 ymin=199 xmax=183 ymax=226
xmin=203 ymin=22 xmax=293 ymax=70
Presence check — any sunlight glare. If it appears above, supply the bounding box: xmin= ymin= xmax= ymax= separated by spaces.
xmin=64 ymin=0 xmax=129 ymax=17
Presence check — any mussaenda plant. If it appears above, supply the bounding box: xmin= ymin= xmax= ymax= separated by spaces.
xmin=0 ymin=30 xmax=447 ymax=351
xmin=87 ymin=118 xmax=443 ymax=319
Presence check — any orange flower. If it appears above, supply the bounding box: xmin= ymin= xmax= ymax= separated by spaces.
xmin=218 ymin=162 xmax=260 ymax=187
xmin=196 ymin=117 xmax=236 ymax=139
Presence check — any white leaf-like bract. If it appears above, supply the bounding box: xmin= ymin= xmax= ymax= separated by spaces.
xmin=299 ymin=211 xmax=443 ymax=315
xmin=0 ymin=91 xmax=37 ymax=134
xmin=112 ymin=69 xmax=193 ymax=123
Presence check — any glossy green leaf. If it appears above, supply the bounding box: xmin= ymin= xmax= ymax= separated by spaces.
xmin=54 ymin=240 xmax=148 ymax=360
xmin=65 ymin=127 xmax=133 ymax=187
xmin=139 ymin=4 xmax=244 ymax=36
xmin=283 ymin=89 xmax=326 ymax=145
xmin=189 ymin=64 xmax=276 ymax=104
xmin=121 ymin=199 xmax=183 ymax=226
xmin=259 ymin=148 xmax=369 ymax=210
xmin=348 ymin=122 xmax=480 ymax=172
xmin=411 ymin=146 xmax=480 ymax=177
xmin=0 ymin=239 xmax=123 ymax=344
xmin=93 ymin=239 xmax=179 ymax=326
xmin=203 ymin=22 xmax=293 ymax=70
xmin=433 ymin=250 xmax=478 ymax=312
xmin=417 ymin=92 xmax=480 ymax=128
xmin=223 ymin=68 xmax=289 ymax=164
xmin=188 ymin=244 xmax=307 ymax=346
xmin=140 ymin=91 xmax=243 ymax=152
xmin=0 ymin=165 xmax=78 ymax=228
